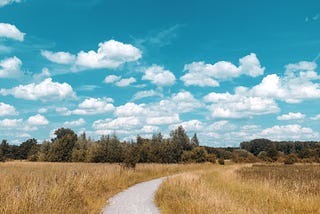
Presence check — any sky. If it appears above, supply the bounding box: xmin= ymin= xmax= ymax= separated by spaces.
xmin=0 ymin=0 xmax=320 ymax=146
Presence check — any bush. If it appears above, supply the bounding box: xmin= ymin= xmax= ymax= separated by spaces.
xmin=284 ymin=153 xmax=298 ymax=165
xmin=218 ymin=158 xmax=225 ymax=165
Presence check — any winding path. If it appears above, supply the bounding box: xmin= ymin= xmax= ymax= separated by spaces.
xmin=102 ymin=177 xmax=166 ymax=214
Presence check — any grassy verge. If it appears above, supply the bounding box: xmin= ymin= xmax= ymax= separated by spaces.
xmin=0 ymin=161 xmax=211 ymax=214
xmin=155 ymin=164 xmax=320 ymax=214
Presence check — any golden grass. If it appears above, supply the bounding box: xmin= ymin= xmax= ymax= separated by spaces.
xmin=0 ymin=161 xmax=209 ymax=214
xmin=155 ymin=164 xmax=320 ymax=214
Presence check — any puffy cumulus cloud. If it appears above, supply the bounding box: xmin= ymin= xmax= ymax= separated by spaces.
xmin=0 ymin=56 xmax=23 ymax=78
xmin=27 ymin=114 xmax=49 ymax=125
xmin=277 ymin=112 xmax=305 ymax=121
xmin=169 ymin=120 xmax=203 ymax=132
xmin=32 ymin=68 xmax=51 ymax=82
xmin=42 ymin=40 xmax=141 ymax=70
xmin=93 ymin=116 xmax=140 ymax=130
xmin=146 ymin=114 xmax=180 ymax=125
xmin=181 ymin=53 xmax=264 ymax=87
xmin=41 ymin=50 xmax=76 ymax=64
xmin=104 ymin=75 xmax=136 ymax=87
xmin=0 ymin=23 xmax=25 ymax=41
xmin=253 ymin=124 xmax=319 ymax=141
xmin=0 ymin=0 xmax=21 ymax=7
xmin=142 ymin=65 xmax=176 ymax=87
xmin=63 ymin=118 xmax=86 ymax=127
xmin=251 ymin=61 xmax=320 ymax=103
xmin=238 ymin=53 xmax=265 ymax=77
xmin=0 ymin=102 xmax=17 ymax=116
xmin=115 ymin=102 xmax=146 ymax=117
xmin=204 ymin=92 xmax=279 ymax=118
xmin=0 ymin=78 xmax=76 ymax=102
xmin=73 ymin=97 xmax=114 ymax=115
xmin=159 ymin=91 xmax=202 ymax=113
xmin=132 ymin=89 xmax=162 ymax=100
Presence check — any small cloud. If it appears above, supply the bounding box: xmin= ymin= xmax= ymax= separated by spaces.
xmin=0 ymin=23 xmax=25 ymax=41
xmin=277 ymin=112 xmax=305 ymax=121
xmin=142 ymin=65 xmax=176 ymax=87
xmin=27 ymin=114 xmax=49 ymax=125
xmin=0 ymin=0 xmax=21 ymax=8
xmin=64 ymin=118 xmax=86 ymax=127
xmin=0 ymin=56 xmax=23 ymax=78
xmin=104 ymin=75 xmax=136 ymax=87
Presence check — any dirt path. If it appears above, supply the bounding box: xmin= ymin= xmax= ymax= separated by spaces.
xmin=102 ymin=177 xmax=166 ymax=214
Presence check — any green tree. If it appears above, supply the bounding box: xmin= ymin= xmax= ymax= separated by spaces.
xmin=19 ymin=138 xmax=38 ymax=159
xmin=47 ymin=128 xmax=78 ymax=162
xmin=191 ymin=133 xmax=200 ymax=147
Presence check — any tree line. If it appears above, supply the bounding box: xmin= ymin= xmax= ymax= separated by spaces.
xmin=0 ymin=126 xmax=216 ymax=167
xmin=1 ymin=128 xmax=320 ymax=165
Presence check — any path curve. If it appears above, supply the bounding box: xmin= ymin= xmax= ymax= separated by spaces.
xmin=102 ymin=177 xmax=167 ymax=214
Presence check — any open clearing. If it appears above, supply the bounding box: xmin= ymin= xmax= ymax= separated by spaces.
xmin=0 ymin=162 xmax=210 ymax=214
xmin=156 ymin=164 xmax=320 ymax=214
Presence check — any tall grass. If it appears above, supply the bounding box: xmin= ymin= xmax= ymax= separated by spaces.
xmin=0 ymin=161 xmax=207 ymax=214
xmin=156 ymin=164 xmax=320 ymax=213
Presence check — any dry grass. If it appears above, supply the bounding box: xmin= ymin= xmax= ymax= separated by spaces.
xmin=156 ymin=164 xmax=320 ymax=214
xmin=0 ymin=161 xmax=208 ymax=214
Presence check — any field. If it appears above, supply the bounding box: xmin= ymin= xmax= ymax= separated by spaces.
xmin=156 ymin=164 xmax=320 ymax=214
xmin=0 ymin=162 xmax=211 ymax=214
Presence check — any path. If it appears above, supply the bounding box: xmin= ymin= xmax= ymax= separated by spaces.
xmin=102 ymin=177 xmax=166 ymax=214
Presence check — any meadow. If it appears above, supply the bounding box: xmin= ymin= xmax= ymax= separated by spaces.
xmin=156 ymin=163 xmax=320 ymax=214
xmin=0 ymin=162 xmax=211 ymax=214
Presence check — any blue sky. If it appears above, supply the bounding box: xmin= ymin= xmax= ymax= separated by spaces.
xmin=0 ymin=0 xmax=320 ymax=146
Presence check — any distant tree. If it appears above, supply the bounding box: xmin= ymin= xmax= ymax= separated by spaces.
xmin=72 ymin=132 xmax=89 ymax=162
xmin=47 ymin=128 xmax=77 ymax=162
xmin=284 ymin=153 xmax=298 ymax=165
xmin=191 ymin=133 xmax=200 ymax=147
xmin=123 ymin=143 xmax=140 ymax=169
xmin=19 ymin=138 xmax=38 ymax=159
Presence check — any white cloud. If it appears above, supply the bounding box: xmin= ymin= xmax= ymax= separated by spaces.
xmin=38 ymin=108 xmax=48 ymax=114
xmin=142 ymin=65 xmax=176 ymax=86
xmin=27 ymin=114 xmax=49 ymax=125
xmin=0 ymin=102 xmax=17 ymax=116
xmin=0 ymin=56 xmax=23 ymax=78
xmin=64 ymin=118 xmax=86 ymax=127
xmin=277 ymin=112 xmax=305 ymax=121
xmin=41 ymin=50 xmax=76 ymax=64
xmin=251 ymin=61 xmax=320 ymax=103
xmin=238 ymin=53 xmax=265 ymax=77
xmin=115 ymin=77 xmax=136 ymax=87
xmin=141 ymin=125 xmax=159 ymax=133
xmin=0 ymin=23 xmax=25 ymax=41
xmin=115 ymin=102 xmax=146 ymax=117
xmin=204 ymin=92 xmax=279 ymax=118
xmin=146 ymin=114 xmax=180 ymax=125
xmin=253 ymin=124 xmax=319 ymax=141
xmin=0 ymin=78 xmax=76 ymax=102
xmin=75 ymin=40 xmax=141 ymax=69
xmin=169 ymin=120 xmax=203 ymax=132
xmin=133 ymin=89 xmax=162 ymax=100
xmin=55 ymin=107 xmax=72 ymax=116
xmin=159 ymin=91 xmax=202 ymax=113
xmin=104 ymin=75 xmax=121 ymax=83
xmin=93 ymin=116 xmax=140 ymax=130
xmin=72 ymin=97 xmax=114 ymax=115
xmin=0 ymin=0 xmax=21 ymax=7
xmin=104 ymin=75 xmax=136 ymax=87
xmin=181 ymin=53 xmax=264 ymax=87
xmin=310 ymin=114 xmax=320 ymax=120
xmin=0 ymin=118 xmax=22 ymax=128
xmin=32 ymin=68 xmax=51 ymax=82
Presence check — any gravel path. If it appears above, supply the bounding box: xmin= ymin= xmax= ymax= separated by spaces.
xmin=102 ymin=177 xmax=166 ymax=214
